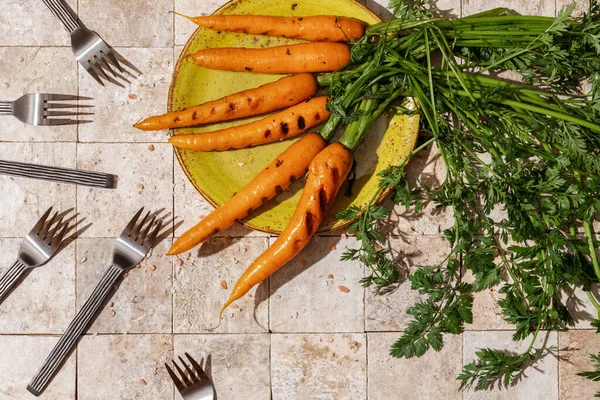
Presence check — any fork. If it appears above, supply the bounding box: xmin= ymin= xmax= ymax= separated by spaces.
xmin=0 ymin=159 xmax=116 ymax=188
xmin=27 ymin=208 xmax=163 ymax=396
xmin=0 ymin=93 xmax=93 ymax=126
xmin=0 ymin=207 xmax=69 ymax=304
xmin=166 ymin=353 xmax=216 ymax=400
xmin=41 ymin=0 xmax=142 ymax=88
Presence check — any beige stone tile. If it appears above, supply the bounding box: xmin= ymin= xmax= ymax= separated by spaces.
xmin=365 ymin=235 xmax=451 ymax=331
xmin=76 ymin=143 xmax=173 ymax=237
xmin=0 ymin=47 xmax=78 ymax=142
xmin=79 ymin=0 xmax=173 ymax=48
xmin=173 ymin=165 xmax=262 ymax=239
xmin=463 ymin=330 xmax=559 ymax=399
xmin=174 ymin=334 xmax=271 ymax=400
xmin=76 ymin=238 xmax=172 ymax=334
xmin=463 ymin=0 xmax=555 ymax=16
xmin=559 ymin=330 xmax=600 ymax=399
xmin=271 ymin=333 xmax=367 ymax=400
xmin=0 ymin=336 xmax=76 ymax=399
xmin=173 ymin=237 xmax=269 ymax=333
xmin=174 ymin=0 xmax=230 ymax=46
xmin=562 ymin=284 xmax=600 ymax=330
xmin=557 ymin=0 xmax=589 ymax=16
xmin=0 ymin=238 xmax=75 ymax=334
xmin=77 ymin=334 xmax=173 ymax=400
xmin=269 ymin=236 xmax=364 ymax=332
xmin=468 ymin=283 xmax=513 ymax=331
xmin=78 ymin=48 xmax=174 ymax=142
xmin=463 ymin=263 xmax=512 ymax=331
xmin=0 ymin=0 xmax=73 ymax=46
xmin=0 ymin=142 xmax=76 ymax=237
xmin=367 ymin=332 xmax=463 ymax=400
xmin=387 ymin=142 xmax=454 ymax=237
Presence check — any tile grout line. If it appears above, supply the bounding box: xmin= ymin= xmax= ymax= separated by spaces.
xmin=75 ymin=0 xmax=80 ymax=397
xmin=557 ymin=332 xmax=561 ymax=399
xmin=363 ymin=252 xmax=368 ymax=400
xmin=171 ymin=9 xmax=176 ymax=396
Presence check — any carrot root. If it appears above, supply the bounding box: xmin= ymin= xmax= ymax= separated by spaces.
xmin=168 ymin=96 xmax=331 ymax=151
xmin=178 ymin=14 xmax=365 ymax=42
xmin=222 ymin=142 xmax=353 ymax=309
xmin=189 ymin=42 xmax=351 ymax=74
xmin=167 ymin=133 xmax=328 ymax=255
xmin=134 ymin=73 xmax=317 ymax=131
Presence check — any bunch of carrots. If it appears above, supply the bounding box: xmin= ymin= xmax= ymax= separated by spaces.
xmin=135 ymin=14 xmax=371 ymax=321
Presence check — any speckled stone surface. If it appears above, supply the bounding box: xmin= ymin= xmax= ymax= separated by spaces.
xmin=0 ymin=0 xmax=598 ymax=399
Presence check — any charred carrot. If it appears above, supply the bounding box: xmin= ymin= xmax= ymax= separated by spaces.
xmin=175 ymin=13 xmax=365 ymax=42
xmin=134 ymin=73 xmax=317 ymax=131
xmin=168 ymin=96 xmax=330 ymax=151
xmin=219 ymin=142 xmax=353 ymax=314
xmin=167 ymin=133 xmax=328 ymax=255
xmin=189 ymin=42 xmax=350 ymax=74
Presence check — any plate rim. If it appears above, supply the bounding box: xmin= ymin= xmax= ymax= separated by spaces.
xmin=167 ymin=0 xmax=414 ymax=235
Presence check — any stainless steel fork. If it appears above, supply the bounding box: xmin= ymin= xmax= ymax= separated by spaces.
xmin=41 ymin=0 xmax=142 ymax=88
xmin=0 ymin=207 xmax=69 ymax=304
xmin=166 ymin=353 xmax=216 ymax=400
xmin=0 ymin=93 xmax=93 ymax=126
xmin=27 ymin=208 xmax=163 ymax=396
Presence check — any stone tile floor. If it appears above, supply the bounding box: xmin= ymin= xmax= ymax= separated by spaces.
xmin=0 ymin=0 xmax=597 ymax=399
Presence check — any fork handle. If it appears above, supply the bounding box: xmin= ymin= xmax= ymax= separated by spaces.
xmin=27 ymin=264 xmax=123 ymax=396
xmin=0 ymin=101 xmax=12 ymax=116
xmin=0 ymin=259 xmax=28 ymax=304
xmin=0 ymin=159 xmax=116 ymax=189
xmin=41 ymin=0 xmax=81 ymax=34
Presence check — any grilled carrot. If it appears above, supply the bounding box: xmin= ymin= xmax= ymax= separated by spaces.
xmin=167 ymin=133 xmax=328 ymax=256
xmin=168 ymin=96 xmax=330 ymax=151
xmin=220 ymin=142 xmax=353 ymax=314
xmin=134 ymin=73 xmax=317 ymax=131
xmin=174 ymin=13 xmax=365 ymax=42
xmin=189 ymin=42 xmax=351 ymax=74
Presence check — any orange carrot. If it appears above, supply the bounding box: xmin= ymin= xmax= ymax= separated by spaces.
xmin=134 ymin=73 xmax=317 ymax=131
xmin=189 ymin=42 xmax=351 ymax=74
xmin=167 ymin=133 xmax=328 ymax=256
xmin=168 ymin=96 xmax=330 ymax=151
xmin=175 ymin=13 xmax=365 ymax=42
xmin=220 ymin=142 xmax=353 ymax=314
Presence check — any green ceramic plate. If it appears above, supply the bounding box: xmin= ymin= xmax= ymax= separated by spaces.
xmin=169 ymin=0 xmax=420 ymax=234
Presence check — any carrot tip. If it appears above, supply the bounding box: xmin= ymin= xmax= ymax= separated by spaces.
xmin=207 ymin=305 xmax=227 ymax=331
xmin=170 ymin=11 xmax=195 ymax=23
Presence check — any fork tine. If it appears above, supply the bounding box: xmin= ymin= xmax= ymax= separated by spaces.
xmin=123 ymin=208 xmax=144 ymax=235
xmin=104 ymin=50 xmax=124 ymax=73
xmin=92 ymin=57 xmax=126 ymax=89
xmin=39 ymin=211 xmax=59 ymax=238
xmin=40 ymin=94 xmax=94 ymax=101
xmin=51 ymin=222 xmax=69 ymax=248
xmin=102 ymin=64 xmax=131 ymax=86
xmin=99 ymin=54 xmax=119 ymax=78
xmin=44 ymin=103 xmax=95 ymax=109
xmin=165 ymin=363 xmax=185 ymax=391
xmin=111 ymin=50 xmax=142 ymax=77
xmin=185 ymin=353 xmax=210 ymax=381
xmin=132 ymin=211 xmax=151 ymax=239
xmin=85 ymin=64 xmax=106 ymax=87
xmin=45 ymin=110 xmax=94 ymax=117
xmin=147 ymin=218 xmax=163 ymax=247
xmin=138 ymin=215 xmax=156 ymax=244
xmin=172 ymin=359 xmax=193 ymax=387
xmin=178 ymin=356 xmax=198 ymax=382
xmin=32 ymin=207 xmax=53 ymax=234
xmin=44 ymin=216 xmax=64 ymax=242
xmin=43 ymin=118 xmax=92 ymax=126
